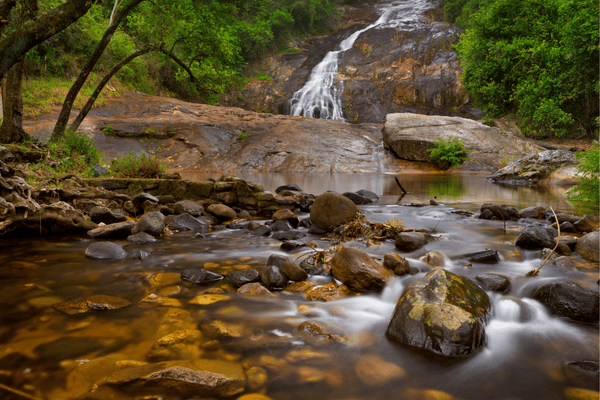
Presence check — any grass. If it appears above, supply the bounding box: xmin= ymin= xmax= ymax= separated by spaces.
xmin=110 ymin=150 xmax=168 ymax=178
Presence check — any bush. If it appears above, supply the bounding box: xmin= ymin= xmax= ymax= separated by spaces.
xmin=110 ymin=150 xmax=168 ymax=178
xmin=48 ymin=130 xmax=103 ymax=168
xmin=567 ymin=141 xmax=599 ymax=203
xmin=426 ymin=136 xmax=470 ymax=169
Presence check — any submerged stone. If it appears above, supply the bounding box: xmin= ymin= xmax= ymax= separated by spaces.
xmin=331 ymin=247 xmax=392 ymax=292
xmin=180 ymin=269 xmax=224 ymax=285
xmin=386 ymin=268 xmax=491 ymax=357
xmin=84 ymin=241 xmax=127 ymax=259
xmin=53 ymin=294 xmax=131 ymax=315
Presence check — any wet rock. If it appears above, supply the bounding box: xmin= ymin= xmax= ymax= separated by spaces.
xmin=342 ymin=191 xmax=374 ymax=205
xmin=310 ymin=192 xmax=358 ymax=232
xmin=354 ymin=354 xmax=406 ymax=386
xmin=127 ymin=232 xmax=157 ymax=244
xmin=84 ymin=241 xmax=127 ymax=259
xmin=519 ymin=206 xmax=546 ymax=219
xmin=267 ymin=254 xmax=290 ymax=268
xmin=146 ymin=329 xmax=203 ymax=361
xmin=132 ymin=211 xmax=165 ymax=236
xmin=281 ymin=240 xmax=306 ymax=251
xmin=331 ymin=247 xmax=392 ymax=292
xmin=276 ymin=184 xmax=302 ymax=193
xmin=251 ymin=225 xmax=272 ymax=236
xmin=272 ymin=230 xmax=306 ymax=241
xmin=394 ymin=232 xmax=431 ymax=252
xmin=237 ymin=282 xmax=273 ymax=297
xmin=271 ymin=219 xmax=292 ymax=231
xmin=458 ymin=249 xmax=500 ymax=264
xmin=173 ymin=200 xmax=203 ymax=216
xmin=35 ymin=337 xmax=103 ymax=361
xmin=559 ymin=221 xmax=578 ymax=233
xmin=546 ymin=210 xmax=580 ymax=224
xmin=87 ymin=221 xmax=135 ymax=239
xmin=53 ymin=294 xmax=131 ymax=315
xmin=489 ymin=150 xmax=579 ymax=184
xmin=422 ymin=251 xmax=445 ymax=267
xmin=260 ymin=265 xmax=288 ymax=290
xmin=480 ymin=203 xmax=520 ymax=220
xmin=384 ymin=253 xmax=409 ymax=275
xmin=515 ymin=224 xmax=557 ymax=249
xmin=562 ymin=387 xmax=600 ymax=400
xmin=356 ymin=189 xmax=379 ymax=203
xmin=132 ymin=193 xmax=159 ymax=209
xmin=386 ymin=268 xmax=491 ymax=357
xmin=281 ymin=261 xmax=308 ymax=282
xmin=553 ymin=256 xmax=577 ymax=271
xmin=304 ymin=283 xmax=350 ymax=302
xmin=105 ymin=359 xmax=246 ymax=397
xmin=574 ymin=215 xmax=599 ymax=233
xmin=167 ymin=213 xmax=209 ymax=232
xmin=180 ymin=269 xmax=224 ymax=285
xmin=89 ymin=206 xmax=127 ymax=224
xmin=227 ymin=269 xmax=260 ymax=287
xmin=156 ymin=194 xmax=176 ymax=204
xmin=92 ymin=165 xmax=110 ymax=177
xmin=575 ymin=230 xmax=599 ymax=262
xmin=272 ymin=209 xmax=299 ymax=227
xmin=206 ymin=203 xmax=237 ymax=221
xmin=532 ymin=281 xmax=599 ymax=324
xmin=565 ymin=360 xmax=600 ymax=376
xmin=474 ymin=274 xmax=510 ymax=292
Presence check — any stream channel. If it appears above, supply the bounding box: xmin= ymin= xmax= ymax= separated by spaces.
xmin=0 ymin=173 xmax=598 ymax=400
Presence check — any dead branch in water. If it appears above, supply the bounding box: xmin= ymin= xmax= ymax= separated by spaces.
xmin=394 ymin=176 xmax=407 ymax=194
xmin=526 ymin=207 xmax=560 ymax=277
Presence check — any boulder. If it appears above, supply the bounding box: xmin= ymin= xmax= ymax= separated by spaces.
xmin=519 ymin=206 xmax=546 ymax=219
xmin=343 ymin=191 xmax=374 ymax=205
xmin=281 ymin=261 xmax=308 ymax=282
xmin=89 ymin=206 xmax=127 ymax=224
xmin=394 ymin=232 xmax=431 ymax=252
xmin=474 ymin=274 xmax=510 ymax=292
xmin=259 ymin=265 xmax=288 ymax=290
xmin=275 ymin=184 xmax=303 ymax=193
xmin=458 ymin=249 xmax=500 ymax=264
xmin=227 ymin=269 xmax=261 ymax=287
xmin=167 ymin=213 xmax=209 ymax=232
xmin=515 ymin=225 xmax=557 ymax=249
xmin=270 ymin=220 xmax=291 ymax=232
xmin=87 ymin=221 xmax=135 ymax=239
xmin=480 ymin=203 xmax=520 ymax=220
xmin=132 ymin=193 xmax=159 ymax=209
xmin=127 ymin=232 xmax=157 ymax=244
xmin=272 ymin=209 xmax=299 ymax=228
xmin=84 ymin=241 xmax=127 ymax=259
xmin=331 ymin=247 xmax=392 ymax=292
xmin=180 ymin=269 xmax=223 ymax=285
xmin=575 ymin=231 xmax=599 ymax=262
xmin=574 ymin=215 xmax=599 ymax=233
xmin=132 ymin=211 xmax=165 ymax=236
xmin=532 ymin=281 xmax=599 ymax=324
xmin=386 ymin=268 xmax=491 ymax=357
xmin=206 ymin=204 xmax=237 ymax=221
xmin=310 ymin=192 xmax=358 ymax=232
xmin=489 ymin=150 xmax=579 ymax=185
xmin=383 ymin=253 xmax=409 ymax=275
xmin=173 ymin=200 xmax=204 ymax=216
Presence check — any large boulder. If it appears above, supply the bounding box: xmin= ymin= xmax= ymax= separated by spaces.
xmin=382 ymin=113 xmax=542 ymax=171
xmin=575 ymin=230 xmax=599 ymax=262
xmin=532 ymin=281 xmax=599 ymax=324
xmin=386 ymin=268 xmax=491 ymax=357
xmin=331 ymin=247 xmax=392 ymax=292
xmin=310 ymin=192 xmax=358 ymax=232
xmin=84 ymin=241 xmax=127 ymax=259
xmin=132 ymin=211 xmax=165 ymax=236
xmin=489 ymin=150 xmax=579 ymax=185
xmin=515 ymin=224 xmax=557 ymax=249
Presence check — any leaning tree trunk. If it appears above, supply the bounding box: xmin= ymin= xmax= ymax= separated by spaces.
xmin=50 ymin=0 xmax=145 ymax=142
xmin=0 ymin=57 xmax=27 ymax=143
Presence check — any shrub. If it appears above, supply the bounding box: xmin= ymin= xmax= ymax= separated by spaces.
xmin=110 ymin=150 xmax=168 ymax=178
xmin=567 ymin=141 xmax=599 ymax=203
xmin=48 ymin=130 xmax=102 ymax=167
xmin=426 ymin=136 xmax=470 ymax=169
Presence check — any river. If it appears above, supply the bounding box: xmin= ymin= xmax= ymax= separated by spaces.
xmin=0 ymin=172 xmax=597 ymax=400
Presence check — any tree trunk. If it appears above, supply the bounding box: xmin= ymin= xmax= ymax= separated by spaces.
xmin=0 ymin=57 xmax=27 ymax=143
xmin=50 ymin=0 xmax=145 ymax=142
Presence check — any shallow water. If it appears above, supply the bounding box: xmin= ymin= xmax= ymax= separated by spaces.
xmin=0 ymin=174 xmax=598 ymax=400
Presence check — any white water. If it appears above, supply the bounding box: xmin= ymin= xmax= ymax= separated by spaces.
xmin=288 ymin=0 xmax=435 ymax=120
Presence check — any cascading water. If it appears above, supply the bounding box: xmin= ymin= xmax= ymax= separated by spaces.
xmin=288 ymin=0 xmax=434 ymax=120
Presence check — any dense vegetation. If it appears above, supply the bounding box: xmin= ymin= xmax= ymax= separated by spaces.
xmin=446 ymin=0 xmax=599 ymax=139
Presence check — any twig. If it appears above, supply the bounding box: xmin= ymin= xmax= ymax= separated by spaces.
xmin=394 ymin=176 xmax=407 ymax=194
xmin=0 ymin=382 xmax=43 ymax=400
xmin=526 ymin=207 xmax=561 ymax=276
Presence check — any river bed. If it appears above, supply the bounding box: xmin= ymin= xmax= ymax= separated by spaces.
xmin=0 ymin=173 xmax=598 ymax=400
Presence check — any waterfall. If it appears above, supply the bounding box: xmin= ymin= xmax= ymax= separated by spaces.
xmin=288 ymin=5 xmax=398 ymax=121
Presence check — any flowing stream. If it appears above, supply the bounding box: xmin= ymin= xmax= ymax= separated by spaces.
xmin=288 ymin=0 xmax=436 ymax=120
xmin=0 ymin=174 xmax=597 ymax=400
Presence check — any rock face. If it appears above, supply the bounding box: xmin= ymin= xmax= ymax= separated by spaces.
xmin=532 ymin=281 xmax=599 ymax=324
xmin=386 ymin=268 xmax=491 ymax=357
xmin=382 ymin=113 xmax=542 ymax=171
xmin=310 ymin=192 xmax=358 ymax=232
xmin=331 ymin=247 xmax=393 ymax=292
xmin=489 ymin=150 xmax=580 ymax=185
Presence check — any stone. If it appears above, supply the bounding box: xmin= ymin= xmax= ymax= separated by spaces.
xmin=394 ymin=232 xmax=431 ymax=252
xmin=173 ymin=200 xmax=204 ymax=216
xmin=259 ymin=265 xmax=288 ymax=290
xmin=575 ymin=230 xmax=599 ymax=262
xmin=266 ymin=254 xmax=290 ymax=268
xmin=310 ymin=191 xmax=358 ymax=232
xmin=250 ymin=225 xmax=272 ymax=236
xmin=480 ymin=203 xmax=520 ymax=220
xmin=331 ymin=247 xmax=392 ymax=292
xmin=519 ymin=206 xmax=546 ymax=219
xmin=272 ymin=209 xmax=299 ymax=227
xmin=574 ymin=215 xmax=599 ymax=233
xmin=281 ymin=240 xmax=306 ymax=251
xmin=127 ymin=232 xmax=157 ymax=244
xmin=89 ymin=206 xmax=127 ymax=224
xmin=386 ymin=268 xmax=491 ymax=357
xmin=84 ymin=241 xmax=127 ymax=259
xmin=356 ymin=189 xmax=379 ymax=203
xmin=272 ymin=230 xmax=306 ymax=241
xmin=554 ymin=256 xmax=577 ymax=271
xmin=458 ymin=249 xmax=500 ymax=264
xmin=343 ymin=191 xmax=374 ymax=205
xmin=275 ymin=184 xmax=303 ymax=193
xmin=515 ymin=224 xmax=557 ymax=249
xmin=532 ymin=281 xmax=599 ymax=324
xmin=237 ymin=282 xmax=273 ymax=297
xmin=0 ymin=146 xmax=16 ymax=162
xmin=559 ymin=221 xmax=577 ymax=233
xmin=180 ymin=269 xmax=224 ymax=285
xmin=489 ymin=150 xmax=579 ymax=184
xmin=87 ymin=221 xmax=135 ymax=239
xmin=132 ymin=193 xmax=159 ymax=209
xmin=156 ymin=195 xmax=176 ymax=204
xmin=132 ymin=211 xmax=165 ymax=236
xmin=474 ymin=274 xmax=510 ymax=292
xmin=384 ymin=253 xmax=409 ymax=275
xmin=422 ymin=251 xmax=445 ymax=267
xmin=53 ymin=295 xmax=131 ymax=315
xmin=227 ymin=269 xmax=260 ymax=287
xmin=92 ymin=165 xmax=110 ymax=177
xmin=304 ymin=283 xmax=349 ymax=302
xmin=281 ymin=261 xmax=308 ymax=282
xmin=35 ymin=337 xmax=103 ymax=361
xmin=167 ymin=213 xmax=209 ymax=232
xmin=146 ymin=329 xmax=203 ymax=361
xmin=270 ymin=219 xmax=291 ymax=232
xmin=206 ymin=203 xmax=237 ymax=221
xmin=562 ymin=388 xmax=600 ymax=400
xmin=354 ymin=354 xmax=406 ymax=386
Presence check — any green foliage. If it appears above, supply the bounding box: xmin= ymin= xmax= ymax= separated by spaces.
xmin=455 ymin=0 xmax=599 ymax=138
xmin=567 ymin=141 xmax=600 ymax=203
xmin=110 ymin=150 xmax=167 ymax=178
xmin=426 ymin=136 xmax=470 ymax=169
xmin=46 ymin=130 xmax=103 ymax=175
xmin=238 ymin=130 xmax=249 ymax=142
xmin=102 ymin=125 xmax=115 ymax=134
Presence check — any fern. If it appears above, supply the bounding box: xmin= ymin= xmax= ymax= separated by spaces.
xmin=426 ymin=136 xmax=470 ymax=169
